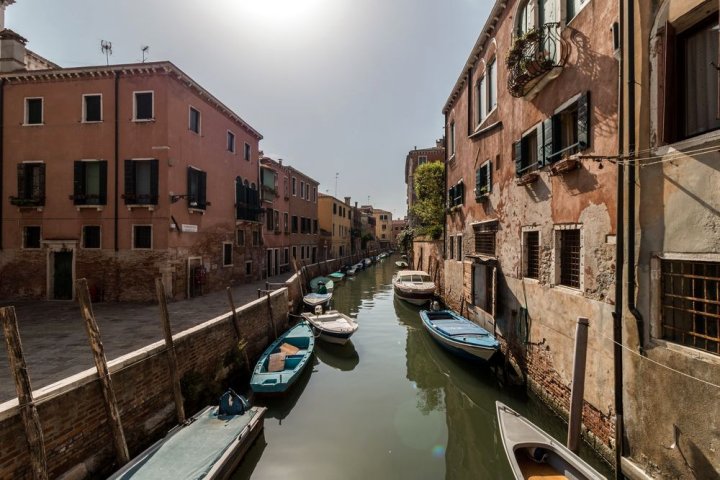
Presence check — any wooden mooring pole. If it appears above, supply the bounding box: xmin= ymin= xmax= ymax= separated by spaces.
xmin=567 ymin=316 xmax=589 ymax=453
xmin=226 ymin=287 xmax=251 ymax=370
xmin=1 ymin=306 xmax=48 ymax=480
xmin=266 ymin=291 xmax=277 ymax=338
xmin=76 ymin=278 xmax=130 ymax=466
xmin=154 ymin=278 xmax=186 ymax=424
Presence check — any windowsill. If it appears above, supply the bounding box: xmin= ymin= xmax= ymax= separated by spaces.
xmin=131 ymin=247 xmax=153 ymax=251
xmin=223 ymin=264 xmax=233 ymax=268
xmin=81 ymin=120 xmax=103 ymax=124
xmin=654 ymin=129 xmax=720 ymax=157
xmin=126 ymin=204 xmax=155 ymax=211
xmin=22 ymin=123 xmax=44 ymax=127
xmin=132 ymin=118 xmax=155 ymax=123
xmin=189 ymin=129 xmax=201 ymax=135
xmin=188 ymin=208 xmax=206 ymax=215
xmin=17 ymin=206 xmax=44 ymax=212
xmin=522 ymin=277 xmax=540 ymax=284
xmin=551 ymin=284 xmax=583 ymax=296
xmin=76 ymin=205 xmax=104 ymax=212
xmin=470 ymin=120 xmax=502 ymax=139
xmin=81 ymin=247 xmax=101 ymax=250
xmin=22 ymin=247 xmax=42 ymax=250
xmin=647 ymin=338 xmax=720 ymax=366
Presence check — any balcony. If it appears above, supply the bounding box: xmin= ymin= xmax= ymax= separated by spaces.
xmin=236 ymin=186 xmax=263 ymax=222
xmin=10 ymin=195 xmax=44 ymax=208
xmin=506 ymin=23 xmax=568 ymax=99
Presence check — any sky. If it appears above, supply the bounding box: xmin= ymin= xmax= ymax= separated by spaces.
xmin=7 ymin=0 xmax=491 ymax=219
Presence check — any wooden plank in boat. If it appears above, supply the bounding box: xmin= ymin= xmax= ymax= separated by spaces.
xmin=516 ymin=454 xmax=568 ymax=480
xmin=268 ymin=353 xmax=286 ymax=372
xmin=280 ymin=343 xmax=300 ymax=355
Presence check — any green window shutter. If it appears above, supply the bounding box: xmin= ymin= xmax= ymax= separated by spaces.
xmin=448 ymin=186 xmax=455 ymax=207
xmin=17 ymin=163 xmax=26 ymax=199
xmin=38 ymin=164 xmax=46 ymax=204
xmin=475 ymin=168 xmax=482 ymax=199
xmin=543 ymin=117 xmax=555 ymax=164
xmin=577 ymin=91 xmax=590 ymax=149
xmin=536 ymin=124 xmax=545 ymax=167
xmin=514 ymin=141 xmax=523 ymax=176
xmin=124 ymin=160 xmax=135 ymax=204
xmin=73 ymin=161 xmax=85 ymax=205
xmin=487 ymin=162 xmax=492 ymax=193
xmin=98 ymin=161 xmax=108 ymax=205
xmin=199 ymin=171 xmax=207 ymax=209
xmin=187 ymin=167 xmax=194 ymax=207
xmin=149 ymin=159 xmax=159 ymax=204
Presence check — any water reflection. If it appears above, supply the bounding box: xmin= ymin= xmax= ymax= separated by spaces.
xmin=315 ymin=340 xmax=359 ymax=371
xmin=256 ymin=355 xmax=317 ymax=424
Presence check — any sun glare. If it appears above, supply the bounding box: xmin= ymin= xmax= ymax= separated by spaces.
xmin=239 ymin=0 xmax=327 ymax=27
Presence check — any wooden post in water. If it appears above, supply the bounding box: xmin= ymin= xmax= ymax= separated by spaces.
xmin=154 ymin=278 xmax=186 ymax=424
xmin=226 ymin=287 xmax=251 ymax=370
xmin=266 ymin=291 xmax=277 ymax=338
xmin=567 ymin=316 xmax=589 ymax=453
xmin=76 ymin=278 xmax=130 ymax=465
xmin=1 ymin=307 xmax=49 ymax=480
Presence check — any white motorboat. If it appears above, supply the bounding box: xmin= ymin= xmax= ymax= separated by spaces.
xmin=301 ymin=309 xmax=359 ymax=345
xmin=392 ymin=270 xmax=436 ymax=306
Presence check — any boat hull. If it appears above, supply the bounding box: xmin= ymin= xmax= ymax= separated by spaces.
xmin=393 ymin=285 xmax=435 ymax=306
xmin=419 ymin=310 xmax=499 ymax=362
xmin=302 ymin=311 xmax=359 ymax=345
xmin=424 ymin=323 xmax=497 ymax=361
xmin=250 ymin=322 xmax=315 ymax=394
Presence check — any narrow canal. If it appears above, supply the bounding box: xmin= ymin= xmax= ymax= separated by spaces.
xmin=233 ymin=255 xmax=612 ymax=479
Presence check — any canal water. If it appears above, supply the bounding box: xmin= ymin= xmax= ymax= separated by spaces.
xmin=233 ymin=255 xmax=612 ymax=479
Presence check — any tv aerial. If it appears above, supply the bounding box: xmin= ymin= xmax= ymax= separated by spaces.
xmin=100 ymin=40 xmax=112 ymax=66
xmin=141 ymin=45 xmax=150 ymax=63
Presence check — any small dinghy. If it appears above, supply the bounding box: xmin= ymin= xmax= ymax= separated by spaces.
xmin=419 ymin=309 xmax=498 ymax=361
xmin=346 ymin=267 xmax=357 ymax=277
xmin=109 ymin=390 xmax=266 ymax=480
xmin=328 ymin=271 xmax=346 ymax=282
xmin=251 ymin=322 xmax=315 ymax=394
xmin=309 ymin=276 xmax=334 ymax=293
xmin=303 ymin=292 xmax=332 ymax=309
xmin=395 ymin=260 xmax=408 ymax=268
xmin=302 ymin=309 xmax=359 ymax=345
xmin=354 ymin=262 xmax=365 ymax=271
xmin=363 ymin=258 xmax=372 ymax=267
xmin=496 ymin=402 xmax=605 ymax=480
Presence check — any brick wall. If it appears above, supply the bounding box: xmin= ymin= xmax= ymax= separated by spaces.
xmin=0 ymin=288 xmax=289 ymax=479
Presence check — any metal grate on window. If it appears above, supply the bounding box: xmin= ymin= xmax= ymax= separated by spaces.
xmin=661 ymin=260 xmax=719 ymax=355
xmin=525 ymin=231 xmax=540 ymax=279
xmin=559 ymin=229 xmax=581 ymax=288
xmin=473 ymin=222 xmax=497 ymax=256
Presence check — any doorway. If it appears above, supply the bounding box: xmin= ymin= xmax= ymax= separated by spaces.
xmin=53 ymin=251 xmax=73 ymax=300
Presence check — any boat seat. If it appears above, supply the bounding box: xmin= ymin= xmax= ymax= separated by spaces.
xmin=268 ymin=353 xmax=286 ymax=372
xmin=280 ymin=343 xmax=300 ymax=355
xmin=432 ymin=319 xmax=488 ymax=337
xmin=516 ymin=454 xmax=568 ymax=480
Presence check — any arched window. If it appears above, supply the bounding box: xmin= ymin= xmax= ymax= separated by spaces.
xmin=251 ymin=182 xmax=256 ymax=190
xmin=516 ymin=0 xmax=560 ymax=36
xmin=244 ymin=180 xmax=249 ymax=187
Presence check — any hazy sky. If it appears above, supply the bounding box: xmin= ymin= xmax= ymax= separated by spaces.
xmin=7 ymin=0 xmax=490 ymax=219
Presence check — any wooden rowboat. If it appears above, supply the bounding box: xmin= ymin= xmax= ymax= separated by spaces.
xmin=419 ymin=309 xmax=498 ymax=362
xmin=250 ymin=321 xmax=315 ymax=394
xmin=301 ymin=310 xmax=359 ymax=345
xmin=303 ymin=292 xmax=332 ymax=309
xmin=496 ymin=401 xmax=605 ymax=480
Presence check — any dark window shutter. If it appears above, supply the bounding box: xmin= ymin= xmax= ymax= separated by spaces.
xmin=475 ymin=168 xmax=482 ymax=196
xmin=577 ymin=91 xmax=591 ymax=149
xmin=458 ymin=182 xmax=464 ymax=204
xmin=661 ymin=22 xmax=677 ymax=144
xmin=149 ymin=159 xmax=159 ymax=204
xmin=514 ymin=141 xmax=523 ymax=176
xmin=124 ymin=160 xmax=135 ymax=204
xmin=187 ymin=167 xmax=195 ymax=206
xmin=198 ymin=171 xmax=207 ymax=209
xmin=38 ymin=164 xmax=46 ymax=203
xmin=98 ymin=161 xmax=108 ymax=205
xmin=17 ymin=163 xmax=26 ymax=199
xmin=536 ymin=124 xmax=545 ymax=167
xmin=73 ymin=161 xmax=85 ymax=205
xmin=448 ymin=186 xmax=454 ymax=206
xmin=235 ymin=177 xmax=242 ymax=205
xmin=487 ymin=162 xmax=492 ymax=193
xmin=543 ymin=117 xmax=555 ymax=164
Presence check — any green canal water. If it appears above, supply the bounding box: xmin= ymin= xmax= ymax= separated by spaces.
xmin=233 ymin=255 xmax=612 ymax=479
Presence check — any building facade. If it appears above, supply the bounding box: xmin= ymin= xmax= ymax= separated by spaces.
xmin=287 ymin=166 xmax=319 ymax=266
xmin=260 ymin=156 xmax=290 ymax=277
xmin=405 ymin=140 xmax=445 ymax=226
xmin=374 ymin=208 xmax=392 ymax=248
xmin=0 ymin=50 xmax=264 ymax=301
xmin=442 ymin=0 xmax=618 ymax=460
xmin=391 ymin=218 xmax=407 ymax=247
xmin=318 ymin=194 xmax=352 ymax=259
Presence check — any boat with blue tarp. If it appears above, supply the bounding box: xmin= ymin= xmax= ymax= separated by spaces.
xmin=419 ymin=309 xmax=499 ymax=362
xmin=309 ymin=276 xmax=334 ymax=293
xmin=250 ymin=321 xmax=315 ymax=394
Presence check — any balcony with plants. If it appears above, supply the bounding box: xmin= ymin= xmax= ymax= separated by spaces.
xmin=505 ymin=23 xmax=568 ymax=99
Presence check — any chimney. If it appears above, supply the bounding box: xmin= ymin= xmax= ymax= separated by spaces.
xmin=0 ymin=1 xmax=16 ymax=30
xmin=344 ymin=196 xmax=350 ymax=205
xmin=278 ymin=158 xmax=283 ymax=166
xmin=0 ymin=28 xmax=27 ymax=73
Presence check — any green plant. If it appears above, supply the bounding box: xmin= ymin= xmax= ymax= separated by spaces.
xmin=409 ymin=162 xmax=445 ymax=237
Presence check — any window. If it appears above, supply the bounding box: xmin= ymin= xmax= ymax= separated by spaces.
xmin=487 ymin=58 xmax=497 ymax=113
xmin=189 ymin=107 xmax=201 ymax=133
xmin=237 ymin=229 xmax=245 ymax=246
xmin=246 ymin=261 xmax=252 ymax=276
xmin=252 ymin=230 xmax=260 ymax=246
xmin=23 ymin=226 xmax=41 ymax=249
xmin=133 ymin=225 xmax=152 ymax=249
xmin=266 ymin=209 xmax=274 ymax=231
xmin=555 ymin=227 xmax=581 ymax=289
xmin=292 ymin=216 xmax=298 ymax=233
xmin=472 ymin=262 xmax=497 ymax=315
xmin=477 ymin=76 xmax=486 ymax=125
xmin=83 ymin=94 xmax=102 ymax=122
xmin=542 ymin=92 xmax=591 ymax=163
xmin=274 ymin=210 xmax=280 ymax=231
xmin=124 ymin=159 xmax=158 ymax=205
xmin=25 ymin=98 xmax=43 ymax=125
xmin=313 ymin=219 xmax=318 ymax=234
xmin=292 ymin=177 xmax=297 ymax=196
xmin=475 ymin=160 xmax=492 ymax=200
xmin=284 ymin=248 xmax=289 ymax=265
xmin=187 ymin=167 xmax=207 ymax=209
xmin=567 ymin=0 xmax=589 ymax=22
xmin=514 ymin=127 xmax=540 ymax=176
xmin=457 ymin=235 xmax=463 ymax=260
xmin=284 ymin=212 xmax=289 ymax=233
xmin=227 ymin=131 xmax=236 ymax=152
xmin=418 ymin=155 xmax=427 ymax=166
xmin=292 ymin=246 xmax=297 ymax=261
xmin=449 ymin=121 xmax=456 ymax=157
xmin=134 ymin=92 xmax=154 ymax=121
xmin=449 ymin=235 xmax=454 ymax=259
xmin=659 ymin=259 xmax=720 ymax=355
xmin=301 ymin=181 xmax=305 ymax=200
xmin=244 ymin=142 xmax=251 ymax=161
xmin=74 ymin=160 xmax=107 ymax=205
xmin=448 ymin=181 xmax=464 ymax=207
xmin=12 ymin=162 xmax=45 ymax=205
xmin=523 ymin=230 xmax=540 ymax=279
xmin=82 ymin=225 xmax=101 ymax=249
xmin=312 ymin=187 xmax=317 ymax=202
xmin=474 ymin=222 xmax=497 ymax=256
xmin=333 ymin=203 xmax=337 ymax=215
xmin=223 ymin=242 xmax=233 ymax=267
xmin=382 ymin=225 xmax=387 ymax=230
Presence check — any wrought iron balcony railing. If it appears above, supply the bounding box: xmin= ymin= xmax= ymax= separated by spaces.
xmin=506 ymin=23 xmax=568 ymax=98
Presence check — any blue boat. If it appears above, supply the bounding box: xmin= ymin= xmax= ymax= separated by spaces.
xmin=328 ymin=271 xmax=346 ymax=282
xmin=250 ymin=321 xmax=315 ymax=394
xmin=419 ymin=309 xmax=499 ymax=362
xmin=109 ymin=390 xmax=266 ymax=479
xmin=309 ymin=276 xmax=334 ymax=293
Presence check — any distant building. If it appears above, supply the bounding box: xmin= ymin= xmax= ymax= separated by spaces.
xmin=405 ymin=140 xmax=444 ymax=226
xmin=318 ymin=194 xmax=352 ymax=259
xmin=260 ymin=156 xmax=291 ymax=276
xmin=373 ymin=208 xmax=392 ymax=248
xmin=287 ymin=166 xmax=319 ymax=265
xmin=0 ymin=29 xmax=264 ymax=301
xmin=391 ymin=218 xmax=407 ymax=246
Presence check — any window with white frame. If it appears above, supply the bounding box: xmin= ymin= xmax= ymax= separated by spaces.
xmin=418 ymin=155 xmax=427 ymax=166
xmin=237 ymin=229 xmax=245 ymax=246
xmin=477 ymin=75 xmax=487 ymax=125
xmin=448 ymin=235 xmax=455 ymax=259
xmin=24 ymin=97 xmax=43 ymax=125
xmin=133 ymin=91 xmax=154 ymax=121
xmin=456 ymin=234 xmax=463 ymax=261
xmin=83 ymin=94 xmax=102 ymax=122
xmin=449 ymin=121 xmax=456 ymax=157
xmin=292 ymin=177 xmax=297 ymax=196
xmin=223 ymin=242 xmax=233 ymax=267
xmin=448 ymin=181 xmax=464 ymax=207
xmin=487 ymin=58 xmax=497 ymax=112
xmin=475 ymin=160 xmax=492 ymax=199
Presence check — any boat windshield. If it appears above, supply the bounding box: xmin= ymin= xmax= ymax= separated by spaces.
xmin=399 ymin=274 xmax=431 ymax=283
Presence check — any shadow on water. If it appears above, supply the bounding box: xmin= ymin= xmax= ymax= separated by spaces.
xmin=253 ymin=354 xmax=317 ymax=424
xmin=315 ymin=339 xmax=360 ymax=372
xmin=231 ymin=432 xmax=268 ymax=480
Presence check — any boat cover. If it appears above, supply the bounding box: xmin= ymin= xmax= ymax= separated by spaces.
xmin=432 ymin=319 xmax=490 ymax=337
xmin=113 ymin=406 xmax=259 ymax=479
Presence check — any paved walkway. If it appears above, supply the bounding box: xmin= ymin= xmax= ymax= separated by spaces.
xmin=0 ymin=272 xmax=294 ymax=403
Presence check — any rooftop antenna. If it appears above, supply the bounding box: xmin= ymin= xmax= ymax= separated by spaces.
xmin=141 ymin=45 xmax=149 ymax=63
xmin=100 ymin=40 xmax=112 ymax=66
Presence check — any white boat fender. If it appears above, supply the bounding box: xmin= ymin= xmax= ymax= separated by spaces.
xmin=314 ymin=305 xmax=323 ymax=316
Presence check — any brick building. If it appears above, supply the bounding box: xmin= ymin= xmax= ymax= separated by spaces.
xmin=442 ymin=0 xmax=618 ymax=460
xmin=404 ymin=140 xmax=444 ymax=227
xmin=317 ymin=194 xmax=352 ymax=260
xmin=0 ymin=31 xmax=264 ymax=301
xmin=287 ymin=166 xmax=319 ymax=266
xmin=260 ymin=156 xmax=290 ymax=276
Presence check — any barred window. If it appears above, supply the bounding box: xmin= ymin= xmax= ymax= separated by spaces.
xmin=661 ymin=260 xmax=719 ymax=355
xmin=473 ymin=222 xmax=497 ymax=256
xmin=523 ymin=230 xmax=540 ymax=279
xmin=559 ymin=229 xmax=581 ymax=288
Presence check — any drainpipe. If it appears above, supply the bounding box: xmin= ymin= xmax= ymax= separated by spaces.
xmin=613 ymin=0 xmax=625 ymax=477
xmin=0 ymin=78 xmax=4 ymax=251
xmin=114 ymin=71 xmax=119 ymax=252
xmin=443 ymin=113 xmax=448 ymax=280
xmin=626 ymin=0 xmax=644 ymax=353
